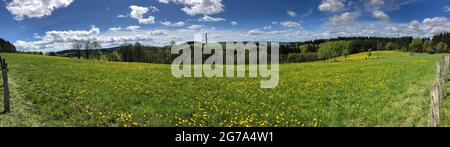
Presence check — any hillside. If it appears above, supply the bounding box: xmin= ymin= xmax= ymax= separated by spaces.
xmin=0 ymin=52 xmax=442 ymax=127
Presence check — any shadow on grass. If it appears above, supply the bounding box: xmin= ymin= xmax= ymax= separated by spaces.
xmin=0 ymin=111 xmax=9 ymax=115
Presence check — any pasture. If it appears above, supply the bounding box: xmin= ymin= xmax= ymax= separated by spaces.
xmin=0 ymin=51 xmax=441 ymax=127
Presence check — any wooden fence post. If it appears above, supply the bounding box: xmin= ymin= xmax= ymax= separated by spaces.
xmin=429 ymin=56 xmax=450 ymax=127
xmin=1 ymin=57 xmax=10 ymax=113
xmin=430 ymin=83 xmax=440 ymax=127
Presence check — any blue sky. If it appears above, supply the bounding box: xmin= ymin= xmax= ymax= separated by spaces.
xmin=0 ymin=0 xmax=449 ymax=51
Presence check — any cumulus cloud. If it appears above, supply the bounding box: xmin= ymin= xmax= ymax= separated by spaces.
xmin=130 ymin=5 xmax=156 ymax=24
xmin=198 ymin=15 xmax=226 ymax=22
xmin=279 ymin=21 xmax=302 ymax=28
xmin=187 ymin=25 xmax=204 ymax=29
xmin=127 ymin=26 xmax=141 ymax=31
xmin=408 ymin=20 xmax=421 ymax=30
xmin=109 ymin=27 xmax=122 ymax=31
xmin=6 ymin=0 xmax=74 ymax=21
xmin=372 ymin=11 xmax=390 ymax=21
xmin=287 ymin=10 xmax=297 ymax=17
xmin=421 ymin=17 xmax=450 ymax=33
xmin=13 ymin=26 xmax=160 ymax=51
xmin=406 ymin=17 xmax=450 ymax=34
xmin=330 ymin=12 xmax=357 ymax=26
xmin=230 ymin=21 xmax=238 ymax=25
xmin=160 ymin=21 xmax=186 ymax=27
xmin=318 ymin=0 xmax=345 ymax=12
xmin=156 ymin=0 xmax=224 ymax=16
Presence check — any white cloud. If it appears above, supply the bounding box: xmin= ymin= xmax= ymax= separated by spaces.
xmin=279 ymin=21 xmax=302 ymax=28
xmin=230 ymin=21 xmax=238 ymax=25
xmin=14 ymin=26 xmax=162 ymax=51
xmin=287 ymin=10 xmax=297 ymax=17
xmin=384 ymin=26 xmax=398 ymax=32
xmin=370 ymin=0 xmax=384 ymax=6
xmin=444 ymin=6 xmax=450 ymax=12
xmin=406 ymin=17 xmax=450 ymax=34
xmin=187 ymin=25 xmax=204 ymax=29
xmin=33 ymin=33 xmax=42 ymax=39
xmin=248 ymin=29 xmax=264 ymax=35
xmin=148 ymin=6 xmax=160 ymax=12
xmin=6 ymin=0 xmax=74 ymax=21
xmin=372 ymin=11 xmax=390 ymax=21
xmin=109 ymin=27 xmax=122 ymax=31
xmin=160 ymin=21 xmax=186 ymax=27
xmin=330 ymin=12 xmax=357 ymax=26
xmin=130 ymin=5 xmax=156 ymax=24
xmin=319 ymin=0 xmax=345 ymax=12
xmin=408 ymin=20 xmax=421 ymax=30
xmin=263 ymin=26 xmax=272 ymax=30
xmin=156 ymin=0 xmax=224 ymax=16
xmin=198 ymin=15 xmax=226 ymax=22
xmin=117 ymin=15 xmax=128 ymax=18
xmin=421 ymin=17 xmax=450 ymax=33
xmin=127 ymin=26 xmax=141 ymax=31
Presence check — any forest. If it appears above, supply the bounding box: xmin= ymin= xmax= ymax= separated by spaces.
xmin=0 ymin=38 xmax=16 ymax=53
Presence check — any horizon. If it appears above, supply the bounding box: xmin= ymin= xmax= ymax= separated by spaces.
xmin=0 ymin=0 xmax=449 ymax=52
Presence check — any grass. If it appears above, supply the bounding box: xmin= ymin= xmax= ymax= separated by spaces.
xmin=440 ymin=69 xmax=450 ymax=126
xmin=0 ymin=51 xmax=441 ymax=127
xmin=335 ymin=50 xmax=410 ymax=62
xmin=0 ymin=73 xmax=43 ymax=127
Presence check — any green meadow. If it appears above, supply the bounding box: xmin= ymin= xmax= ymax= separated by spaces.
xmin=0 ymin=51 xmax=443 ymax=127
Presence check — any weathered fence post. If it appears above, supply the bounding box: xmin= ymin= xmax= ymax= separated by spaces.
xmin=429 ymin=56 xmax=450 ymax=127
xmin=430 ymin=83 xmax=440 ymax=127
xmin=0 ymin=57 xmax=10 ymax=113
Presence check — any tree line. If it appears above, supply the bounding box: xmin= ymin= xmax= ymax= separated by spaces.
xmin=284 ymin=33 xmax=450 ymax=63
xmin=43 ymin=32 xmax=450 ymax=64
xmin=0 ymin=38 xmax=16 ymax=53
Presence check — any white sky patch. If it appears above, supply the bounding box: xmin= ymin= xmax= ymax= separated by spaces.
xmin=384 ymin=26 xmax=398 ymax=32
xmin=130 ymin=5 xmax=156 ymax=24
xmin=156 ymin=0 xmax=224 ymax=16
xmin=198 ymin=15 xmax=226 ymax=22
xmin=263 ymin=26 xmax=272 ymax=30
xmin=33 ymin=33 xmax=42 ymax=39
xmin=160 ymin=21 xmax=186 ymax=27
xmin=318 ymin=0 xmax=345 ymax=12
xmin=117 ymin=15 xmax=128 ymax=18
xmin=248 ymin=29 xmax=264 ymax=35
xmin=279 ymin=21 xmax=302 ymax=28
xmin=421 ymin=17 xmax=450 ymax=33
xmin=230 ymin=21 xmax=238 ymax=25
xmin=330 ymin=12 xmax=357 ymax=26
xmin=444 ymin=6 xmax=450 ymax=12
xmin=370 ymin=0 xmax=384 ymax=6
xmin=6 ymin=0 xmax=74 ymax=21
xmin=373 ymin=11 xmax=390 ymax=21
xmin=109 ymin=27 xmax=122 ymax=31
xmin=287 ymin=10 xmax=297 ymax=17
xmin=126 ymin=26 xmax=141 ymax=31
xmin=187 ymin=24 xmax=204 ymax=29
